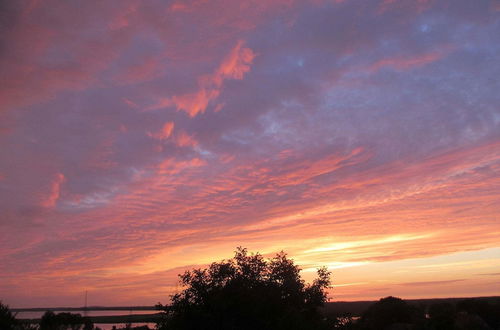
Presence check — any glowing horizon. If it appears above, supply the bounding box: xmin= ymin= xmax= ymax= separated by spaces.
xmin=1 ymin=0 xmax=499 ymax=308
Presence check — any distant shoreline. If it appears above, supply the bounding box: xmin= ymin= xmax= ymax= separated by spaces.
xmin=11 ymin=295 xmax=499 ymax=312
xmin=18 ymin=313 xmax=161 ymax=325
xmin=13 ymin=295 xmax=500 ymax=321
xmin=12 ymin=306 xmax=156 ymax=312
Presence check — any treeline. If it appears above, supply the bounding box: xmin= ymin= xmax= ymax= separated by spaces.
xmin=1 ymin=305 xmax=94 ymax=330
xmin=1 ymin=303 xmax=150 ymax=330
xmin=11 ymin=306 xmax=154 ymax=312
xmin=328 ymin=296 xmax=500 ymax=330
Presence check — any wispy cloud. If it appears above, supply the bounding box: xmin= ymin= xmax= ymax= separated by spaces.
xmin=146 ymin=40 xmax=256 ymax=117
xmin=399 ymin=279 xmax=466 ymax=287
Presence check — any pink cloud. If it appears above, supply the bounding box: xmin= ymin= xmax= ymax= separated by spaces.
xmin=114 ymin=56 xmax=164 ymax=85
xmin=147 ymin=41 xmax=256 ymax=116
xmin=175 ymin=131 xmax=199 ymax=147
xmin=171 ymin=89 xmax=221 ymax=117
xmin=108 ymin=3 xmax=139 ymax=30
xmin=148 ymin=122 xmax=175 ymax=140
xmin=174 ymin=40 xmax=255 ymax=117
xmin=215 ymin=40 xmax=256 ymax=83
xmin=170 ymin=2 xmax=189 ymax=12
xmin=368 ymin=49 xmax=450 ymax=72
xmin=41 ymin=173 xmax=65 ymax=208
xmin=0 ymin=2 xmax=138 ymax=112
xmin=157 ymin=157 xmax=207 ymax=175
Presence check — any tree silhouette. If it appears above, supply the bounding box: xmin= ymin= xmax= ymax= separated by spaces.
xmin=0 ymin=302 xmax=38 ymax=330
xmin=39 ymin=311 xmax=93 ymax=330
xmin=427 ymin=302 xmax=455 ymax=330
xmin=456 ymin=298 xmax=500 ymax=329
xmin=156 ymin=247 xmax=332 ymax=330
xmin=0 ymin=302 xmax=18 ymax=330
xmin=357 ymin=296 xmax=424 ymax=330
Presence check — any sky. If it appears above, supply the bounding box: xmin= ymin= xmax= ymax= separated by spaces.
xmin=0 ymin=0 xmax=499 ymax=308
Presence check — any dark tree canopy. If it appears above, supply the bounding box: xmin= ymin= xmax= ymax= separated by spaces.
xmin=39 ymin=311 xmax=93 ymax=330
xmin=0 ymin=301 xmax=18 ymax=330
xmin=357 ymin=296 xmax=425 ymax=330
xmin=0 ymin=302 xmax=38 ymax=330
xmin=427 ymin=302 xmax=456 ymax=330
xmin=156 ymin=247 xmax=332 ymax=330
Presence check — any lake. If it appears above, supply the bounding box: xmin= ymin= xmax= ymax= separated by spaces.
xmin=15 ymin=310 xmax=159 ymax=330
xmin=94 ymin=322 xmax=156 ymax=330
xmin=15 ymin=309 xmax=158 ymax=319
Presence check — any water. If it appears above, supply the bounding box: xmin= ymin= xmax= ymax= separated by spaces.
xmin=15 ymin=310 xmax=158 ymax=329
xmin=15 ymin=310 xmax=158 ymax=319
xmin=94 ymin=322 xmax=155 ymax=330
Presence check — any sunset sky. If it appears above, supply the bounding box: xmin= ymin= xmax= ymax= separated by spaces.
xmin=1 ymin=0 xmax=499 ymax=308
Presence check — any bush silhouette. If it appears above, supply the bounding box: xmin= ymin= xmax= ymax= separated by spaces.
xmin=156 ymin=247 xmax=332 ymax=330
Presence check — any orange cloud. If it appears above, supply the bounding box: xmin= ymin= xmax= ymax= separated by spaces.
xmin=148 ymin=40 xmax=255 ymax=116
xmin=175 ymin=131 xmax=198 ymax=147
xmin=171 ymin=89 xmax=220 ymax=117
xmin=215 ymin=40 xmax=256 ymax=83
xmin=368 ymin=49 xmax=450 ymax=72
xmin=157 ymin=157 xmax=206 ymax=175
xmin=170 ymin=2 xmax=188 ymax=12
xmin=41 ymin=173 xmax=65 ymax=208
xmin=149 ymin=122 xmax=175 ymax=140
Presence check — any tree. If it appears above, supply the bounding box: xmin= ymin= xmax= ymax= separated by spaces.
xmin=156 ymin=247 xmax=332 ymax=330
xmin=0 ymin=301 xmax=18 ymax=330
xmin=357 ymin=296 xmax=425 ymax=330
xmin=456 ymin=298 xmax=500 ymax=329
xmin=39 ymin=311 xmax=94 ymax=330
xmin=427 ymin=302 xmax=455 ymax=330
xmin=0 ymin=302 xmax=38 ymax=330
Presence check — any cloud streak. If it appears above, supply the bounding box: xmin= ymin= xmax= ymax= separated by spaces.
xmin=146 ymin=40 xmax=256 ymax=117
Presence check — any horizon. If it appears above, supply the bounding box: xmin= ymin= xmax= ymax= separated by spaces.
xmin=9 ymin=295 xmax=500 ymax=310
xmin=1 ymin=0 xmax=499 ymax=308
